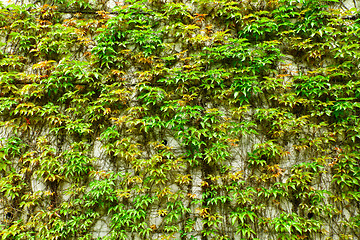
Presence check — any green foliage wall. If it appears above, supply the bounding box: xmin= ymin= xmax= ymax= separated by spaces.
xmin=0 ymin=0 xmax=360 ymax=239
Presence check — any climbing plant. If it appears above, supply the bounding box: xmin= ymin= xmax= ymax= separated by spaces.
xmin=0 ymin=0 xmax=359 ymax=239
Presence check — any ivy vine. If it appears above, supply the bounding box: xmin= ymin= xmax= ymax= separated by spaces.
xmin=0 ymin=0 xmax=359 ymax=239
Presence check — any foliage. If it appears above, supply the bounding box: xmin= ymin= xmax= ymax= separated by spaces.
xmin=0 ymin=0 xmax=359 ymax=239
